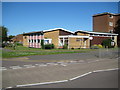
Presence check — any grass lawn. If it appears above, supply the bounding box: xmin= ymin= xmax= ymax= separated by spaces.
xmin=2 ymin=46 xmax=97 ymax=58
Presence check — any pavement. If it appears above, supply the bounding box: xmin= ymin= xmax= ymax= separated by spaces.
xmin=1 ymin=48 xmax=119 ymax=89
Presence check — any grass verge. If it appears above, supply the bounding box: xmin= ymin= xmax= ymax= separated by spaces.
xmin=2 ymin=46 xmax=96 ymax=58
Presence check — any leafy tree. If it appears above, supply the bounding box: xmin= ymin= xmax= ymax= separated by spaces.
xmin=102 ymin=39 xmax=114 ymax=48
xmin=0 ymin=26 xmax=8 ymax=42
xmin=41 ymin=39 xmax=44 ymax=49
xmin=8 ymin=35 xmax=15 ymax=41
xmin=114 ymin=19 xmax=120 ymax=47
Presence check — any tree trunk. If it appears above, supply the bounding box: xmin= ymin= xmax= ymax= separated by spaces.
xmin=117 ymin=35 xmax=120 ymax=47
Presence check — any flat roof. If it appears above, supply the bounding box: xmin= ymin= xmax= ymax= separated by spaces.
xmin=93 ymin=12 xmax=120 ymax=17
xmin=59 ymin=35 xmax=89 ymax=38
xmin=75 ymin=30 xmax=118 ymax=36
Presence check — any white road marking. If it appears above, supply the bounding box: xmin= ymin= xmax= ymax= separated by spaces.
xmin=60 ymin=64 xmax=67 ymax=66
xmin=3 ymin=68 xmax=118 ymax=89
xmin=46 ymin=63 xmax=58 ymax=66
xmin=93 ymin=68 xmax=119 ymax=73
xmin=69 ymin=72 xmax=92 ymax=81
xmin=0 ymin=67 xmax=7 ymax=71
xmin=5 ymin=86 xmax=13 ymax=89
xmin=37 ymin=64 xmax=47 ymax=67
xmin=10 ymin=66 xmax=22 ymax=69
xmin=16 ymin=80 xmax=68 ymax=87
xmin=23 ymin=65 xmax=35 ymax=68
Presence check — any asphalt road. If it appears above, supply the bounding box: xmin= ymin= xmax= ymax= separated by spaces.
xmin=1 ymin=48 xmax=119 ymax=89
xmin=8 ymin=70 xmax=118 ymax=88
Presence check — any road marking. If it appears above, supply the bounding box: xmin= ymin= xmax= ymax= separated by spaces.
xmin=10 ymin=66 xmax=22 ymax=69
xmin=37 ymin=64 xmax=47 ymax=67
xmin=3 ymin=68 xmax=118 ymax=89
xmin=46 ymin=63 xmax=58 ymax=66
xmin=69 ymin=72 xmax=92 ymax=81
xmin=60 ymin=64 xmax=67 ymax=66
xmin=16 ymin=80 xmax=68 ymax=87
xmin=93 ymin=68 xmax=119 ymax=73
xmin=0 ymin=67 xmax=7 ymax=71
xmin=23 ymin=65 xmax=35 ymax=68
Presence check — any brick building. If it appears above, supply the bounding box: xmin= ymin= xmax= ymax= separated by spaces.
xmin=23 ymin=28 xmax=90 ymax=49
xmin=93 ymin=12 xmax=120 ymax=33
xmin=12 ymin=12 xmax=119 ymax=48
xmin=11 ymin=34 xmax=23 ymax=43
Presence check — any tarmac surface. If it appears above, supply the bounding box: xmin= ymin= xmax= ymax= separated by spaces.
xmin=21 ymin=70 xmax=118 ymax=88
xmin=1 ymin=48 xmax=119 ymax=89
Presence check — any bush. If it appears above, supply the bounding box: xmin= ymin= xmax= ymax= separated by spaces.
xmin=2 ymin=43 xmax=5 ymax=48
xmin=71 ymin=47 xmax=74 ymax=49
xmin=44 ymin=44 xmax=54 ymax=49
xmin=97 ymin=44 xmax=103 ymax=48
xmin=63 ymin=44 xmax=68 ymax=49
xmin=15 ymin=42 xmax=23 ymax=46
xmin=102 ymin=39 xmax=114 ymax=48
xmin=91 ymin=44 xmax=99 ymax=49
xmin=41 ymin=40 xmax=44 ymax=49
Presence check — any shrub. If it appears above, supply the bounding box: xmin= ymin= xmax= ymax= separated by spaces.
xmin=97 ymin=44 xmax=103 ymax=48
xmin=71 ymin=47 xmax=74 ymax=49
xmin=63 ymin=44 xmax=68 ymax=49
xmin=41 ymin=39 xmax=44 ymax=49
xmin=44 ymin=44 xmax=54 ymax=49
xmin=2 ymin=43 xmax=5 ymax=48
xmin=15 ymin=42 xmax=23 ymax=46
xmin=91 ymin=44 xmax=99 ymax=49
xmin=102 ymin=39 xmax=114 ymax=48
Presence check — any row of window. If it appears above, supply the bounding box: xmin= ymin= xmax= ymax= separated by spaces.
xmin=28 ymin=39 xmax=41 ymax=43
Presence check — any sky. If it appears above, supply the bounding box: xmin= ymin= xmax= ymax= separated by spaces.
xmin=2 ymin=2 xmax=119 ymax=36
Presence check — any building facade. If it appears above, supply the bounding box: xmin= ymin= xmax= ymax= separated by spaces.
xmin=22 ymin=28 xmax=91 ymax=49
xmin=93 ymin=12 xmax=120 ymax=33
xmin=12 ymin=12 xmax=119 ymax=48
xmin=21 ymin=28 xmax=118 ymax=49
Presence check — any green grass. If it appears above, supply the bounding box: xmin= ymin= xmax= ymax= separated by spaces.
xmin=2 ymin=46 xmax=96 ymax=58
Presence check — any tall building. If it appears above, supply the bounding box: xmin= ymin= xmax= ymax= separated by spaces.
xmin=93 ymin=12 xmax=120 ymax=33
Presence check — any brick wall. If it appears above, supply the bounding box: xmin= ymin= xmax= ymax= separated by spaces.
xmin=90 ymin=36 xmax=111 ymax=46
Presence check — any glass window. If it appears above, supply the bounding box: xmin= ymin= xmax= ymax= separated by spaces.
xmin=38 ymin=39 xmax=40 ymax=43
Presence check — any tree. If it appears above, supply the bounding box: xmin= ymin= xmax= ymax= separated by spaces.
xmin=0 ymin=26 xmax=8 ymax=42
xmin=114 ymin=19 xmax=120 ymax=47
xmin=8 ymin=35 xmax=15 ymax=41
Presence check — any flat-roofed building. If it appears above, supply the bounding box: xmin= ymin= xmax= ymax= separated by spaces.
xmin=93 ymin=12 xmax=120 ymax=33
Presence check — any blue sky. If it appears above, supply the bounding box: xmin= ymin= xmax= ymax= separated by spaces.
xmin=2 ymin=2 xmax=118 ymax=36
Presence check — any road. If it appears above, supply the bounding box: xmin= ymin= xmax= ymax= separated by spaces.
xmin=1 ymin=48 xmax=119 ymax=89
xmin=19 ymin=70 xmax=118 ymax=88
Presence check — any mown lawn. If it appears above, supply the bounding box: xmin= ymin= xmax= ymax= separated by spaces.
xmin=2 ymin=46 xmax=96 ymax=58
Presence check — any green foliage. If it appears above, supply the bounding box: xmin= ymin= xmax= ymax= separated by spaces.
xmin=114 ymin=19 xmax=120 ymax=47
xmin=91 ymin=44 xmax=103 ymax=49
xmin=102 ymin=39 xmax=114 ymax=48
xmin=8 ymin=35 xmax=15 ymax=41
xmin=91 ymin=44 xmax=99 ymax=49
xmin=44 ymin=44 xmax=54 ymax=49
xmin=114 ymin=19 xmax=120 ymax=34
xmin=15 ymin=42 xmax=23 ymax=46
xmin=41 ymin=39 xmax=44 ymax=49
xmin=0 ymin=26 xmax=8 ymax=42
xmin=63 ymin=44 xmax=68 ymax=49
